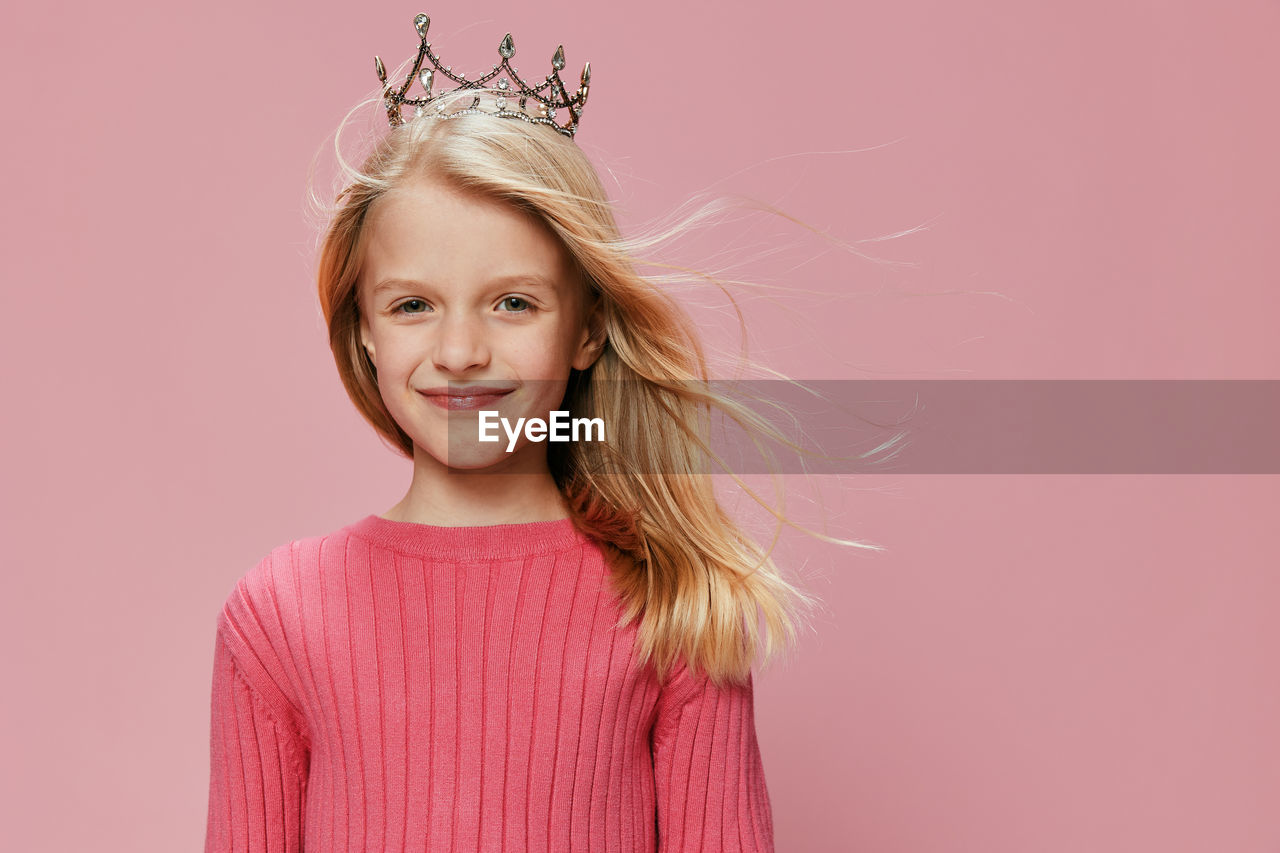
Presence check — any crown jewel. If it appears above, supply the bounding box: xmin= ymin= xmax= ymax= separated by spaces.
xmin=374 ymin=13 xmax=592 ymax=139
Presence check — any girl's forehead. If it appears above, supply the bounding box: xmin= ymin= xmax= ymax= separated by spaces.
xmin=359 ymin=188 xmax=586 ymax=302
xmin=367 ymin=181 xmax=565 ymax=264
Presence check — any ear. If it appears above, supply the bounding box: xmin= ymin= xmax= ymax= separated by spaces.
xmin=572 ymin=293 xmax=607 ymax=372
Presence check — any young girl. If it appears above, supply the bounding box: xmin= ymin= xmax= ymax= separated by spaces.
xmin=206 ymin=13 xmax=841 ymax=852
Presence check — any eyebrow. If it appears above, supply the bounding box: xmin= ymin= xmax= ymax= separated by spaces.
xmin=372 ymin=274 xmax=557 ymax=295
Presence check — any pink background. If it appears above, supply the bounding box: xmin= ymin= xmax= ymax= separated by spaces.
xmin=3 ymin=0 xmax=1278 ymax=850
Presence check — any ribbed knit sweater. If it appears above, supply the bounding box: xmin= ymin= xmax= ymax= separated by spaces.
xmin=205 ymin=513 xmax=775 ymax=851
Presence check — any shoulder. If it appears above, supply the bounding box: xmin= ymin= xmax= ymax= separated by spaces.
xmin=216 ymin=522 xmax=357 ymax=649
xmin=658 ymin=653 xmax=757 ymax=711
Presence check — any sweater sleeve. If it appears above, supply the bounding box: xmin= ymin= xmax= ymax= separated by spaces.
xmin=205 ymin=630 xmax=308 ymax=853
xmin=205 ymin=568 xmax=310 ymax=853
xmin=651 ymin=658 xmax=776 ymax=851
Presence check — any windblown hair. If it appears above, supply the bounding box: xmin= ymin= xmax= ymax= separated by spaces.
xmin=310 ymin=87 xmax=878 ymax=689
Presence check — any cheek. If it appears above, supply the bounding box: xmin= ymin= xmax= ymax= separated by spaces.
xmin=506 ymin=327 xmax=578 ymax=373
xmin=368 ymin=339 xmax=424 ymax=398
xmin=371 ymin=329 xmax=421 ymax=368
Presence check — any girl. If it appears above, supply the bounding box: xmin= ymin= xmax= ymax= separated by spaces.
xmin=206 ymin=12 xmax=857 ymax=852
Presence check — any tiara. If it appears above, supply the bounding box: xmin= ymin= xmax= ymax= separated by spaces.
xmin=374 ymin=13 xmax=592 ymax=139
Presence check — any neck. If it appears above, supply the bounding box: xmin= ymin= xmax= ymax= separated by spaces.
xmin=383 ymin=445 xmax=570 ymax=526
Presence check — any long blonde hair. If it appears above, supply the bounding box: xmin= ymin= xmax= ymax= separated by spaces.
xmin=310 ymin=87 xmax=878 ymax=689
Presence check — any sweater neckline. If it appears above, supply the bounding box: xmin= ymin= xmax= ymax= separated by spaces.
xmin=348 ymin=512 xmax=593 ymax=559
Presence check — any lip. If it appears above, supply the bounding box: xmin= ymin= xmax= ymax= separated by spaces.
xmin=418 ymin=384 xmax=516 ymax=411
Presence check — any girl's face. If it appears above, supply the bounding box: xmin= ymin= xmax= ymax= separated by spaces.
xmin=358 ymin=177 xmax=601 ymax=473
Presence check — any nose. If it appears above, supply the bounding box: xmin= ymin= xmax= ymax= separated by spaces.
xmin=431 ymin=311 xmax=491 ymax=374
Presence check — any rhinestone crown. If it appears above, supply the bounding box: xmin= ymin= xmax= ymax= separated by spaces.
xmin=374 ymin=13 xmax=592 ymax=139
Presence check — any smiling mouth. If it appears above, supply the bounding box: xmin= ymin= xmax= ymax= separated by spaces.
xmin=418 ymin=388 xmax=515 ymax=411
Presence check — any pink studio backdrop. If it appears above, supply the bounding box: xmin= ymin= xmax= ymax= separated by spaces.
xmin=2 ymin=1 xmax=1277 ymax=851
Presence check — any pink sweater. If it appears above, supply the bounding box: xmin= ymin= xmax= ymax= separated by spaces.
xmin=205 ymin=513 xmax=775 ymax=851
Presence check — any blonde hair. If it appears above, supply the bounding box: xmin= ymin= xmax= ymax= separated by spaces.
xmin=310 ymin=87 xmax=878 ymax=689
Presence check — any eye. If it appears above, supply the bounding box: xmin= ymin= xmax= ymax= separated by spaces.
xmin=394 ymin=298 xmax=429 ymax=314
xmin=498 ymin=295 xmax=534 ymax=313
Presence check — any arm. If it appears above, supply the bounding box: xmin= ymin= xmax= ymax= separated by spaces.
xmin=651 ymin=658 xmax=776 ymax=852
xmin=205 ymin=629 xmax=308 ymax=852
